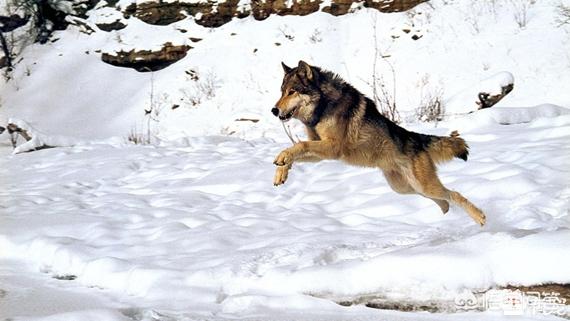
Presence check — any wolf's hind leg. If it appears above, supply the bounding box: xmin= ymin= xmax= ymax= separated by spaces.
xmin=408 ymin=153 xmax=486 ymax=226
xmin=430 ymin=198 xmax=449 ymax=214
xmin=384 ymin=169 xmax=449 ymax=213
xmin=383 ymin=170 xmax=415 ymax=194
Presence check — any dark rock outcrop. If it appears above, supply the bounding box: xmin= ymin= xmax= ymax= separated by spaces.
xmin=122 ymin=0 xmax=427 ymax=28
xmin=0 ymin=56 xmax=7 ymax=69
xmin=0 ymin=14 xmax=28 ymax=69
xmin=101 ymin=42 xmax=191 ymax=72
xmin=96 ymin=19 xmax=127 ymax=31
xmin=0 ymin=14 xmax=30 ymax=32
xmin=123 ymin=1 xmax=208 ymax=26
xmin=477 ymin=83 xmax=514 ymax=109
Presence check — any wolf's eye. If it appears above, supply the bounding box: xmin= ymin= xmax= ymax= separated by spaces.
xmin=287 ymin=89 xmax=296 ymax=96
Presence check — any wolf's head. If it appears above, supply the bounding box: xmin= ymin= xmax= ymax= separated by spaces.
xmin=272 ymin=60 xmax=322 ymax=124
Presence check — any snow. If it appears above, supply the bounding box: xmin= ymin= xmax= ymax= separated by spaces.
xmin=1 ymin=105 xmax=570 ymax=320
xmin=7 ymin=118 xmax=87 ymax=154
xmin=1 ymin=0 xmax=569 ymax=140
xmin=1 ymin=0 xmax=570 ymax=319
xmin=445 ymin=103 xmax=570 ymax=131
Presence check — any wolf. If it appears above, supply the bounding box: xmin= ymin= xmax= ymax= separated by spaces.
xmin=271 ymin=61 xmax=486 ymax=226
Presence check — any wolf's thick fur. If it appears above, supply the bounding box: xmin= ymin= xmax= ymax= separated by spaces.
xmin=272 ymin=61 xmax=486 ymax=226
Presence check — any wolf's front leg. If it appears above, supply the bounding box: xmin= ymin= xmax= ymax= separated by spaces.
xmin=272 ymin=140 xmax=340 ymax=186
xmin=273 ymin=149 xmax=294 ymax=167
xmin=273 ymin=148 xmax=294 ymax=186
xmin=273 ymin=163 xmax=291 ymax=186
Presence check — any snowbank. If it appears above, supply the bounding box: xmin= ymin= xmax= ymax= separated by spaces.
xmin=447 ymin=104 xmax=570 ymax=131
xmin=1 ymin=110 xmax=569 ymax=320
xmin=6 ymin=118 xmax=84 ymax=154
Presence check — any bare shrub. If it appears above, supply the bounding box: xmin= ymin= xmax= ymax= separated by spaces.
xmin=196 ymin=72 xmax=219 ymax=100
xmin=181 ymin=69 xmax=220 ymax=107
xmin=127 ymin=71 xmax=169 ymax=145
xmin=127 ymin=126 xmax=148 ymax=145
xmin=309 ymin=28 xmax=322 ymax=43
xmin=464 ymin=1 xmax=484 ymax=33
xmin=372 ymin=75 xmax=400 ymax=123
xmin=415 ymin=75 xmax=445 ymax=123
xmin=415 ymin=90 xmax=444 ymax=123
xmin=278 ymin=25 xmax=295 ymax=41
xmin=555 ymin=3 xmax=570 ymax=26
xmin=369 ymin=13 xmax=400 ymax=123
xmin=463 ymin=0 xmax=501 ymax=33
xmin=510 ymin=0 xmax=535 ymax=28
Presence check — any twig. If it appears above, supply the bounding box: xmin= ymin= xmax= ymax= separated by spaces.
xmin=281 ymin=121 xmax=299 ymax=144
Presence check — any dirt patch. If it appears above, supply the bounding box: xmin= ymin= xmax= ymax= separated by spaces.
xmin=53 ymin=274 xmax=77 ymax=281
xmin=336 ymin=294 xmax=458 ymax=313
xmin=505 ymin=284 xmax=570 ymax=302
xmin=324 ymin=283 xmax=570 ymax=316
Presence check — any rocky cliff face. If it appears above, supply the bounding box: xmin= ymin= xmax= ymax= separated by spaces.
xmin=104 ymin=0 xmax=426 ymax=70
xmin=1 ymin=0 xmax=426 ymax=71
xmin=123 ymin=0 xmax=427 ymax=28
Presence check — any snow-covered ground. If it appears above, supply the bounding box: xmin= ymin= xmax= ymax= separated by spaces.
xmin=1 ymin=0 xmax=570 ymax=319
xmin=1 ymin=0 xmax=569 ymax=139
xmin=1 ymin=106 xmax=569 ymax=320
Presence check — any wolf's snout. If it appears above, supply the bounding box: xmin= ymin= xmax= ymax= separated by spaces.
xmin=271 ymin=107 xmax=279 ymax=117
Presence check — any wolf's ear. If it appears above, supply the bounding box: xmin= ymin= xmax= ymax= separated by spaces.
xmin=297 ymin=60 xmax=314 ymax=82
xmin=281 ymin=62 xmax=292 ymax=74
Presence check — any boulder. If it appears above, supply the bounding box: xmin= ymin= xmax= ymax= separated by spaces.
xmin=101 ymin=42 xmax=191 ymax=72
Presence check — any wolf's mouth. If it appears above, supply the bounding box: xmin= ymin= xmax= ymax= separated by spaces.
xmin=279 ymin=107 xmax=297 ymax=122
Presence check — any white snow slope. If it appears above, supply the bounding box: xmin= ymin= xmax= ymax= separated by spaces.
xmin=1 ymin=0 xmax=570 ymax=320
xmin=0 ymin=0 xmax=569 ymax=139
xmin=1 ymin=107 xmax=570 ymax=320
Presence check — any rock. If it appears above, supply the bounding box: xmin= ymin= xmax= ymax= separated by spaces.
xmin=122 ymin=0 xmax=427 ymax=28
xmin=477 ymin=83 xmax=514 ymax=109
xmin=123 ymin=1 xmax=211 ymax=26
xmin=0 ymin=56 xmax=7 ymax=69
xmin=96 ymin=19 xmax=127 ymax=32
xmin=101 ymin=42 xmax=191 ymax=72
xmin=0 ymin=14 xmax=30 ymax=32
xmin=446 ymin=71 xmax=515 ymax=115
xmin=363 ymin=0 xmax=427 ymax=12
xmin=474 ymin=71 xmax=515 ymax=110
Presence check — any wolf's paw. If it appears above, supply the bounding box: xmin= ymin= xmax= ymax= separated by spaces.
xmin=273 ymin=165 xmax=290 ymax=186
xmin=440 ymin=201 xmax=450 ymax=214
xmin=274 ymin=150 xmax=293 ymax=166
xmin=477 ymin=213 xmax=486 ymax=226
xmin=472 ymin=209 xmax=486 ymax=226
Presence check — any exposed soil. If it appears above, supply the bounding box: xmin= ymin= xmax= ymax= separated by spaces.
xmin=329 ymin=284 xmax=570 ymax=315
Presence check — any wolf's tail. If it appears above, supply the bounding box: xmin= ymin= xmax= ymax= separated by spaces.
xmin=428 ymin=131 xmax=469 ymax=164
